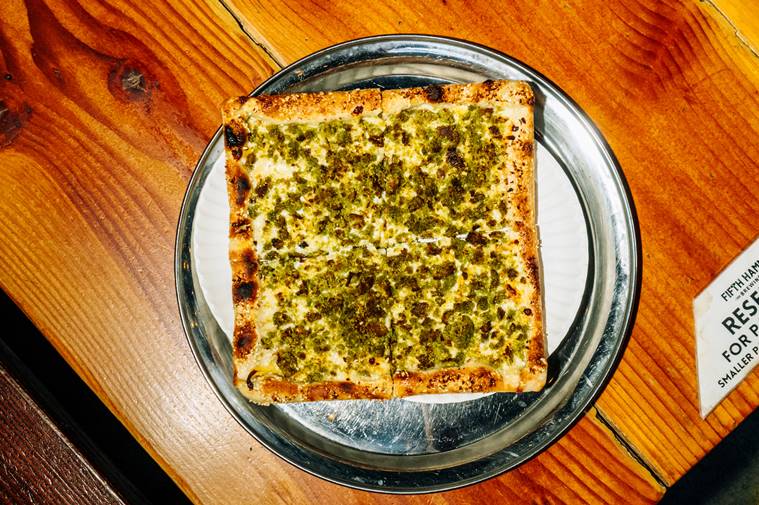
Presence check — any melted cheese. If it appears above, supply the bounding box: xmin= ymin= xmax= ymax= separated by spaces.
xmin=236 ymin=99 xmax=537 ymax=387
xmin=253 ymin=156 xmax=296 ymax=180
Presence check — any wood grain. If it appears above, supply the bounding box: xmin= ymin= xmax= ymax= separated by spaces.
xmin=224 ymin=0 xmax=759 ymax=485
xmin=708 ymin=0 xmax=759 ymax=55
xmin=0 ymin=0 xmax=666 ymax=504
xmin=0 ymin=364 xmax=125 ymax=505
xmin=0 ymin=0 xmax=275 ymax=502
xmin=0 ymin=0 xmax=754 ymax=502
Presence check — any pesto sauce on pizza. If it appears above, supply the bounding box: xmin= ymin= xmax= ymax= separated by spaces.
xmin=238 ymin=102 xmax=535 ymax=383
xmin=253 ymin=248 xmax=393 ymax=382
xmin=386 ymin=235 xmax=534 ymax=374
xmin=382 ymin=105 xmax=523 ymax=241
xmin=244 ymin=116 xmax=386 ymax=258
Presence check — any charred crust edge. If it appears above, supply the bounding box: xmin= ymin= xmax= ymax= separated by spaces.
xmin=231 ymin=171 xmax=251 ymax=206
xmin=424 ymin=84 xmax=444 ymax=103
xmin=239 ymin=249 xmax=259 ymax=278
xmin=224 ymin=121 xmax=247 ymax=160
xmin=393 ymin=367 xmax=503 ymax=395
xmin=233 ymin=280 xmax=257 ymax=303
xmin=230 ymin=218 xmax=251 ymax=238
xmin=246 ymin=379 xmax=392 ymax=402
xmin=234 ymin=323 xmax=256 ymax=359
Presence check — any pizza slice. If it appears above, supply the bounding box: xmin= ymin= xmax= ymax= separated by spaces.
xmin=232 ymin=247 xmax=395 ymax=404
xmin=224 ymin=89 xmax=397 ymax=403
xmin=223 ymin=88 xmax=387 ymax=259
xmin=387 ymin=225 xmax=546 ymax=396
xmin=380 ymin=80 xmax=535 ymax=242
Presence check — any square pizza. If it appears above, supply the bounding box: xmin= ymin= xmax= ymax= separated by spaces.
xmin=223 ymin=80 xmax=546 ymax=404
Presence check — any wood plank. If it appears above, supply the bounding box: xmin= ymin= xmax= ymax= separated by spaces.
xmin=223 ymin=0 xmax=759 ymax=486
xmin=593 ymin=0 xmax=759 ymax=483
xmin=0 ymin=0 xmax=663 ymax=503
xmin=707 ymin=0 xmax=759 ymax=55
xmin=0 ymin=0 xmax=277 ymax=503
xmin=0 ymin=362 xmax=125 ymax=505
xmin=0 ymin=290 xmax=192 ymax=504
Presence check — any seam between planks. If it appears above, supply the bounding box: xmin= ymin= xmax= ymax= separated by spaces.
xmin=593 ymin=406 xmax=670 ymax=489
xmin=216 ymin=0 xmax=287 ymax=69
xmin=700 ymin=0 xmax=759 ymax=59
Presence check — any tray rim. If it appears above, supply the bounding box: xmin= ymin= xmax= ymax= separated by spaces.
xmin=174 ymin=33 xmax=641 ymax=494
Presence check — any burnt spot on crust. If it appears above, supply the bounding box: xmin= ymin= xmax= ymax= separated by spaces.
xmin=237 ymin=96 xmax=249 ymax=105
xmin=424 ymin=84 xmax=444 ymax=102
xmin=224 ymin=121 xmax=247 ymax=159
xmin=352 ymin=105 xmax=364 ymax=115
xmin=230 ymin=218 xmax=251 ymax=237
xmin=251 ymin=93 xmax=283 ymax=112
xmin=467 ymin=79 xmax=512 ymax=103
xmin=231 ymin=171 xmax=251 ymax=205
xmin=338 ymin=382 xmax=353 ymax=393
xmin=508 ymin=82 xmax=534 ymax=106
xmin=234 ymin=323 xmax=256 ymax=358
xmin=526 ymin=257 xmax=539 ymax=284
xmin=246 ymin=370 xmax=258 ymax=390
xmin=240 ymin=249 xmax=259 ymax=278
xmin=224 ymin=123 xmax=246 ymax=146
xmin=233 ymin=280 xmax=257 ymax=303
xmin=478 ymin=80 xmax=498 ymax=99
xmin=522 ymin=141 xmax=533 ymax=156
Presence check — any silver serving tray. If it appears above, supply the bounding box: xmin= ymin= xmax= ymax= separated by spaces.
xmin=175 ymin=35 xmax=640 ymax=493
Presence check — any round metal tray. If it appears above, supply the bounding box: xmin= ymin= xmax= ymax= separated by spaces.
xmin=175 ymin=35 xmax=640 ymax=493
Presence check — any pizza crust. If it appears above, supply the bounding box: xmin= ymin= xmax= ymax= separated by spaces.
xmin=223 ymin=88 xmax=382 ymax=124
xmin=222 ymin=81 xmax=546 ymax=403
xmin=380 ymin=80 xmax=534 ymax=113
xmin=393 ymin=367 xmax=505 ymax=397
xmin=514 ymin=219 xmax=547 ymax=392
xmin=236 ymin=375 xmax=393 ymax=405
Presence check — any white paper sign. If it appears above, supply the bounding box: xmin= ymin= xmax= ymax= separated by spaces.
xmin=694 ymin=236 xmax=759 ymax=417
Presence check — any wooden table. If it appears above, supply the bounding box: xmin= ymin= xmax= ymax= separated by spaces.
xmin=0 ymin=343 xmax=126 ymax=505
xmin=1 ymin=1 xmax=757 ymax=503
